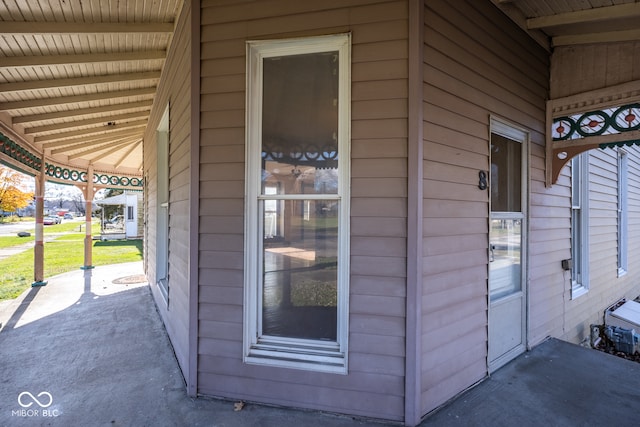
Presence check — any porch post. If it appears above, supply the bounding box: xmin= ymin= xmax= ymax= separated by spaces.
xmin=81 ymin=167 xmax=95 ymax=270
xmin=32 ymin=163 xmax=46 ymax=286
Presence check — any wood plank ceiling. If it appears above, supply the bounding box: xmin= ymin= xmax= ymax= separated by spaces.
xmin=492 ymin=0 xmax=640 ymax=48
xmin=0 ymin=0 xmax=182 ymax=177
xmin=1 ymin=0 xmax=639 ymax=179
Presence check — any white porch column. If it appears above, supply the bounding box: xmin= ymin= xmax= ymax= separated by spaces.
xmin=32 ymin=163 xmax=46 ymax=286
xmin=81 ymin=167 xmax=95 ymax=270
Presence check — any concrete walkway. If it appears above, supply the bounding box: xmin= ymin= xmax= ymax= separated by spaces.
xmin=1 ymin=262 xmax=639 ymax=426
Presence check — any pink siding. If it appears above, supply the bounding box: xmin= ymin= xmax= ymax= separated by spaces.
xmin=198 ymin=0 xmax=409 ymax=421
xmin=142 ymin=1 xmax=193 ymax=385
xmin=421 ymin=0 xmax=549 ymax=414
xmin=541 ymin=40 xmax=640 ymax=348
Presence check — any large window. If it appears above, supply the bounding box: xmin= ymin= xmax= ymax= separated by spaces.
xmin=156 ymin=106 xmax=169 ymax=303
xmin=571 ymin=153 xmax=589 ymax=298
xmin=618 ymin=150 xmax=628 ymax=277
xmin=244 ymin=34 xmax=350 ymax=373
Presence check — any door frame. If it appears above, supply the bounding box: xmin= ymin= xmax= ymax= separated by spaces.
xmin=487 ymin=117 xmax=529 ymax=373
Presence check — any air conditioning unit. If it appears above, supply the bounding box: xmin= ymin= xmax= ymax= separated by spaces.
xmin=605 ymin=300 xmax=640 ymax=330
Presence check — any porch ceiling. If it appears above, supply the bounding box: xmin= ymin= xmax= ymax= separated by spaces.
xmin=2 ymin=0 xmax=639 ymax=179
xmin=492 ymin=0 xmax=640 ymax=48
xmin=0 ymin=0 xmax=182 ymax=177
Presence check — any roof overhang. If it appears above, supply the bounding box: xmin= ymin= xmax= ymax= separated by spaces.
xmin=0 ymin=0 xmax=183 ymax=187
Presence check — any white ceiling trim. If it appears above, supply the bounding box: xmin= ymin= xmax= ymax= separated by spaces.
xmin=12 ymin=100 xmax=153 ymax=124
xmin=0 ymin=71 xmax=161 ymax=93
xmin=0 ymin=22 xmax=174 ymax=34
xmin=527 ymin=3 xmax=640 ymax=29
xmin=1 ymin=51 xmax=167 ymax=68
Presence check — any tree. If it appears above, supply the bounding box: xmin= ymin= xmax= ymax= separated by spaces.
xmin=71 ymin=191 xmax=86 ymax=215
xmin=0 ymin=166 xmax=33 ymax=218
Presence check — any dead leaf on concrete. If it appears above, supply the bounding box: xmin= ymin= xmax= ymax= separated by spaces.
xmin=234 ymin=401 xmax=245 ymax=412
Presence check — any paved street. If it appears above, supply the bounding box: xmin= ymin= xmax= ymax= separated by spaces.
xmin=0 ymin=221 xmax=34 ymax=236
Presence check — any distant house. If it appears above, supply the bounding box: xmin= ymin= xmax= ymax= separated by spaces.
xmin=95 ymin=192 xmax=143 ymax=239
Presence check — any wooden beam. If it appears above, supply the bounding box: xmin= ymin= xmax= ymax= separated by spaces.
xmin=25 ymin=111 xmax=150 ymax=134
xmin=42 ymin=128 xmax=143 ymax=148
xmin=489 ymin=0 xmax=550 ymax=51
xmin=0 ymin=87 xmax=156 ymax=111
xmin=549 ymin=80 xmax=640 ymax=117
xmin=553 ymin=29 xmax=640 ymax=47
xmin=88 ymin=139 xmax=141 ymax=162
xmin=528 ymin=3 xmax=640 ymax=29
xmin=114 ymin=140 xmax=142 ymax=169
xmin=0 ymin=71 xmax=161 ymax=93
xmin=69 ymin=140 xmax=136 ymax=160
xmin=34 ymin=120 xmax=148 ymax=143
xmin=50 ymin=136 xmax=140 ymax=155
xmin=0 ymin=22 xmax=174 ymax=34
xmin=1 ymin=51 xmax=166 ymax=68
xmin=12 ymin=100 xmax=153 ymax=124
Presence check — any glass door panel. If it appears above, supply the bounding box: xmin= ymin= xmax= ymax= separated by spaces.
xmin=489 ymin=219 xmax=522 ymax=301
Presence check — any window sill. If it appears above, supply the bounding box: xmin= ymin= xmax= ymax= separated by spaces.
xmin=245 ymin=340 xmax=347 ymax=374
xmin=571 ymin=285 xmax=588 ymax=300
xmin=618 ymin=268 xmax=628 ymax=278
xmin=157 ymin=278 xmax=169 ymax=306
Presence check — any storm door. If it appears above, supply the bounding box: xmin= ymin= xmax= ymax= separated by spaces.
xmin=488 ymin=120 xmax=528 ymax=372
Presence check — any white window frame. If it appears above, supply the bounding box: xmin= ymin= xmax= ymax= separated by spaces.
xmin=571 ymin=153 xmax=589 ymax=299
xmin=156 ymin=105 xmax=170 ymax=304
xmin=617 ymin=149 xmax=628 ymax=277
xmin=244 ymin=34 xmax=351 ymax=373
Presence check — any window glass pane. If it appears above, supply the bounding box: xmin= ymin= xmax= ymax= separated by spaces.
xmin=571 ymin=156 xmax=581 ymax=208
xmin=489 ymin=219 xmax=522 ymax=300
xmin=491 ymin=133 xmax=521 ymax=212
xmin=262 ymin=199 xmax=338 ymax=341
xmin=262 ymin=52 xmax=339 ymax=195
xmin=571 ymin=206 xmax=582 ymax=285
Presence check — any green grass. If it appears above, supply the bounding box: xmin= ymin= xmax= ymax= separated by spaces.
xmin=0 ymin=236 xmax=143 ymax=300
xmin=0 ymin=234 xmax=34 ymax=249
xmin=0 ymin=222 xmax=99 ymax=249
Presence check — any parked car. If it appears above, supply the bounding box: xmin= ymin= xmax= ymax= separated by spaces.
xmin=63 ymin=213 xmax=73 ymax=220
xmin=43 ymin=216 xmax=61 ymax=225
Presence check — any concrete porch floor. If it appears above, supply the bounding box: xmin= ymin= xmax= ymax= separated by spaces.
xmin=0 ymin=262 xmax=638 ymax=426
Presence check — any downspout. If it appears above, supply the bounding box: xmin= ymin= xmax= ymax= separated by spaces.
xmin=32 ymin=161 xmax=46 ymax=287
xmin=81 ymin=166 xmax=95 ymax=270
xmin=405 ymin=0 xmax=424 ymax=425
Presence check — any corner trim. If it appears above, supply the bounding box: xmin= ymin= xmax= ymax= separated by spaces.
xmin=187 ymin=0 xmax=201 ymax=398
xmin=405 ymin=0 xmax=425 ymax=425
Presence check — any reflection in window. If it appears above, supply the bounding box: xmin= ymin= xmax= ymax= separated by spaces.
xmin=262 ymin=199 xmax=338 ymax=340
xmin=571 ymin=153 xmax=589 ymax=297
xmin=491 ymin=133 xmax=521 ymax=212
xmin=489 ymin=219 xmax=522 ymax=301
xmin=262 ymin=52 xmax=339 ymax=195
xmin=245 ymin=34 xmax=350 ymax=372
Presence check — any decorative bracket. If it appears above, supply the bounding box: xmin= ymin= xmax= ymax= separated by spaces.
xmin=546 ymin=80 xmax=640 ymax=186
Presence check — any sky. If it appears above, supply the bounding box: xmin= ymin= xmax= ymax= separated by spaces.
xmin=9 ymin=168 xmax=107 ymax=201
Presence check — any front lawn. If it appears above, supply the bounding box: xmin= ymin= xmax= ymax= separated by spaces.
xmin=0 ymin=235 xmax=143 ymax=300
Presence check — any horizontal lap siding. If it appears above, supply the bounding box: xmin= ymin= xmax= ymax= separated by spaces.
xmin=562 ymin=147 xmax=640 ymax=344
xmin=422 ymin=0 xmax=548 ymax=414
xmin=142 ymin=2 xmax=192 ymax=379
xmin=549 ymin=42 xmax=640 ymax=345
xmin=199 ymin=0 xmax=408 ymax=421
